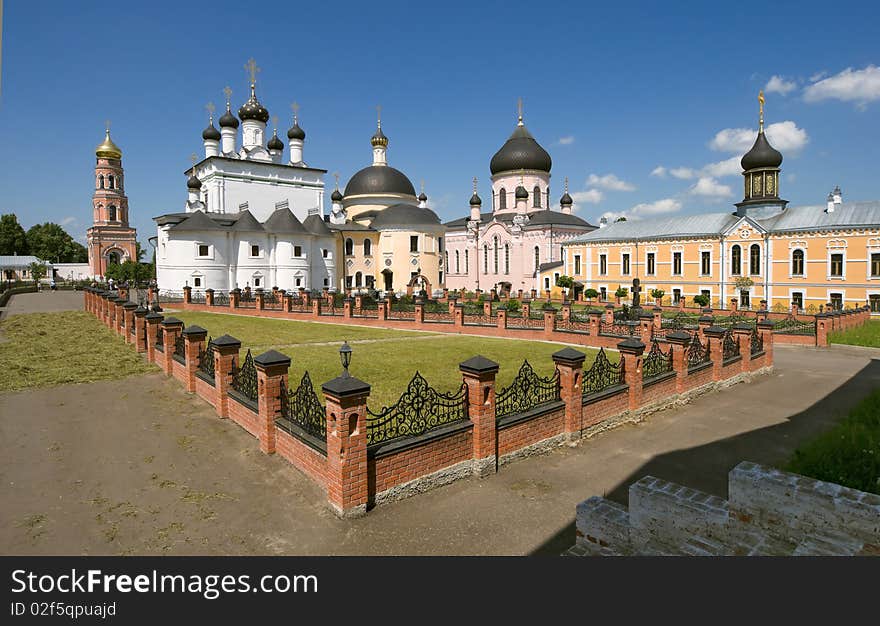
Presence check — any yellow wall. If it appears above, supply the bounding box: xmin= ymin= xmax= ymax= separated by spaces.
xmin=338 ymin=228 xmax=445 ymax=293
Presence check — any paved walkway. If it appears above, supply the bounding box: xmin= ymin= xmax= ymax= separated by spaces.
xmin=2 ymin=341 xmax=878 ymax=556
xmin=1 ymin=290 xmax=83 ymax=318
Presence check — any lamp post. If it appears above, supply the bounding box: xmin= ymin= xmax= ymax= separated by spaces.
xmin=339 ymin=341 xmax=352 ymax=378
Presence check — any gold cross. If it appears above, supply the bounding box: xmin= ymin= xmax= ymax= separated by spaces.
xmin=291 ymin=101 xmax=299 ymax=122
xmin=190 ymin=153 xmax=197 ymax=166
xmin=472 ymin=177 xmax=478 ymax=193
xmin=564 ymin=177 xmax=569 ymax=193
xmin=333 ymin=171 xmax=340 ymax=188
xmin=244 ymin=58 xmax=260 ymax=86
xmin=223 ymin=86 xmax=232 ymax=107
xmin=758 ymin=90 xmax=765 ymax=129
xmin=105 ymin=119 xmax=111 ymax=133
xmin=517 ymin=97 xmax=523 ymax=122
xmin=271 ymin=115 xmax=279 ymax=128
xmin=376 ymin=104 xmax=382 ymax=127
xmin=206 ymin=101 xmax=215 ymax=115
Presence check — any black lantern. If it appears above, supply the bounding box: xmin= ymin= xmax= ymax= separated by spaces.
xmin=339 ymin=341 xmax=352 ymax=377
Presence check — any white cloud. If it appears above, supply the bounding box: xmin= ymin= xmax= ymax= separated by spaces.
xmin=650 ymin=166 xmax=666 ymax=178
xmin=804 ymin=65 xmax=880 ymax=108
xmin=572 ymin=189 xmax=603 ymax=204
xmin=669 ymin=167 xmax=697 ymax=180
xmin=809 ymin=71 xmax=828 ymax=82
xmin=765 ymin=75 xmax=797 ymax=96
xmin=586 ymin=173 xmax=636 ymax=192
xmin=61 ymin=216 xmax=77 ymax=226
xmin=557 ymin=135 xmax=575 ymax=145
xmin=690 ymin=177 xmax=733 ymax=199
xmin=701 ymin=156 xmax=742 ymax=178
xmin=709 ymin=120 xmax=808 ymax=154
xmin=628 ymin=198 xmax=682 ymax=217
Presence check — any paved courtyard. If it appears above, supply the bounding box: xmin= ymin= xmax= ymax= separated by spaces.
xmin=1 ymin=290 xmax=83 ymax=317
xmin=2 ymin=292 xmax=879 ymax=555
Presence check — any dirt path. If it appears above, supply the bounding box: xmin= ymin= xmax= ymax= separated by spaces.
xmin=2 ymin=344 xmax=878 ymax=555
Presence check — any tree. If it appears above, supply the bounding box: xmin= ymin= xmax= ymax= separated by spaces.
xmin=25 ymin=222 xmax=87 ymax=263
xmin=28 ymin=261 xmax=47 ymax=284
xmin=650 ymin=288 xmax=665 ymax=300
xmin=615 ymin=286 xmax=628 ymax=298
xmin=105 ymin=259 xmax=151 ymax=285
xmin=693 ymin=294 xmax=710 ymax=307
xmin=0 ymin=214 xmax=29 ymax=256
xmin=556 ymin=275 xmax=575 ymax=290
xmin=136 ymin=241 xmax=146 ymax=262
xmin=615 ymin=216 xmax=627 ymax=222
xmin=584 ymin=288 xmax=599 ymax=303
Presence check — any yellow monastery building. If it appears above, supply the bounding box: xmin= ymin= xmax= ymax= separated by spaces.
xmin=551 ymin=97 xmax=880 ymax=313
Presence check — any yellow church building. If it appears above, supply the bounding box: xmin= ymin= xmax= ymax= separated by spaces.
xmin=552 ymin=96 xmax=880 ymax=313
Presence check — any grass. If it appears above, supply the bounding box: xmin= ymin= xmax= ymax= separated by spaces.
xmin=829 ymin=320 xmax=880 ymax=348
xmin=171 ymin=310 xmax=611 ymax=409
xmin=786 ymin=389 xmax=880 ymax=495
xmin=0 ymin=311 xmax=158 ymax=392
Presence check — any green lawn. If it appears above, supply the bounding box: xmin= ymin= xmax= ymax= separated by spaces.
xmin=0 ymin=311 xmax=158 ymax=392
xmin=829 ymin=319 xmax=880 ymax=348
xmin=171 ymin=310 xmax=610 ymax=409
xmin=786 ymin=389 xmax=880 ymax=495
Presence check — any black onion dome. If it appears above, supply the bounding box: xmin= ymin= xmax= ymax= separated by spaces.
xmin=187 ymin=173 xmax=202 ymax=190
xmin=490 ymin=124 xmax=552 ymax=175
xmin=219 ymin=108 xmax=239 ymax=129
xmin=515 ymin=185 xmax=529 ymax=199
xmin=370 ymin=203 xmax=442 ymax=229
xmin=560 ymin=191 xmax=573 ymax=205
xmin=238 ymin=89 xmax=270 ymax=123
xmin=470 ymin=192 xmax=482 ymax=206
xmin=267 ymin=132 xmax=284 ymax=151
xmin=371 ymin=126 xmax=388 ymax=147
xmin=331 ymin=188 xmax=343 ymax=202
xmin=418 ymin=192 xmax=428 ymax=202
xmin=202 ymin=122 xmax=221 ymax=141
xmin=287 ymin=122 xmax=305 ymax=140
xmin=344 ymin=165 xmax=416 ymax=197
xmin=741 ymin=130 xmax=783 ymax=170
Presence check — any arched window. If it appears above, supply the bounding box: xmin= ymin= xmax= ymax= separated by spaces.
xmin=355 ymin=271 xmax=362 ymax=287
xmin=483 ymin=245 xmax=488 ymax=274
xmin=444 ymin=251 xmax=449 ymax=272
xmin=108 ymin=174 xmax=114 ymax=189
xmin=533 ymin=186 xmax=541 ymax=208
xmin=534 ymin=246 xmax=540 ymax=270
xmin=498 ymin=188 xmax=507 ymax=210
xmin=493 ymin=237 xmax=499 ymax=274
xmin=731 ymin=245 xmax=741 ymax=275
xmin=504 ymin=243 xmax=510 ymax=274
xmin=464 ymin=250 xmax=469 ymax=274
xmin=363 ymin=239 xmax=371 ymax=256
xmin=750 ymin=244 xmax=761 ymax=275
xmin=108 ymin=205 xmax=117 ymax=221
xmin=792 ymin=249 xmax=805 ymax=275
xmin=107 ymin=251 xmax=120 ymax=265
xmin=98 ymin=174 xmax=104 ymax=189
xmin=345 ymin=238 xmax=354 ymax=256
xmin=455 ymin=250 xmax=460 ymax=274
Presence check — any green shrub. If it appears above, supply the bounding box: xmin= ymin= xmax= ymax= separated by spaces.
xmin=693 ymin=294 xmax=710 ymax=307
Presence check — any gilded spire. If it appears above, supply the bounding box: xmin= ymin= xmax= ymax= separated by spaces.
xmin=564 ymin=177 xmax=569 ymax=193
xmin=244 ymin=57 xmax=260 ymax=97
xmin=517 ymin=97 xmax=523 ymax=126
xmin=291 ymin=101 xmax=300 ymax=124
xmin=758 ymin=90 xmax=765 ymax=132
xmin=473 ymin=176 xmax=478 ymax=194
xmin=376 ymin=104 xmax=382 ymax=129
xmin=206 ymin=102 xmax=215 ymax=124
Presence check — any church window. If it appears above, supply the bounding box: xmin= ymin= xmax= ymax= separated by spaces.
xmin=108 ymin=205 xmax=117 ymax=221
xmin=701 ymin=251 xmax=711 ymax=275
xmin=438 ymin=237 xmax=443 ymax=253
xmin=294 ymin=245 xmax=302 ymax=257
xmin=830 ymin=293 xmax=843 ymax=310
xmin=295 ymin=277 xmax=302 ymax=287
xmin=622 ymin=253 xmax=630 ymax=275
xmin=646 ymin=253 xmax=655 ymax=275
xmin=792 ymin=292 xmax=803 ymax=310
xmin=197 ymin=244 xmax=209 ymax=258
xmin=600 ymin=286 xmax=607 ymax=301
xmin=108 ymin=175 xmax=114 ymax=189
xmin=464 ymin=250 xmax=468 ymax=274
xmin=193 ymin=277 xmax=202 ymax=288
xmin=673 ymin=252 xmax=682 ymax=275
xmin=363 ymin=239 xmax=372 ymax=256
xmin=355 ymin=272 xmax=363 ymax=287
xmin=98 ymin=175 xmax=104 ymax=189
xmin=251 ymin=245 xmax=260 ymax=257
xmin=871 ymin=253 xmax=880 ymax=277
xmin=731 ymin=245 xmax=741 ymax=275
xmin=455 ymin=250 xmax=460 ymax=274
xmin=366 ymin=275 xmax=375 ymax=288
xmin=534 ymin=246 xmax=540 ymax=270
xmin=673 ymin=289 xmax=681 ymax=304
xmin=544 ymin=277 xmax=550 ymax=290
xmin=345 ymin=238 xmax=354 ymax=256
xmin=322 ymin=249 xmax=329 ymax=259
xmin=533 ymin=186 xmax=541 ymax=208
xmin=410 ymin=236 xmax=419 ymax=253
xmin=740 ymin=290 xmax=750 ymax=307
xmin=498 ymin=188 xmax=507 ymax=210
xmin=346 ymin=276 xmax=353 ymax=288
xmin=749 ymin=244 xmax=761 ymax=275
xmin=254 ymin=277 xmax=261 ymax=287
xmin=493 ymin=237 xmax=499 ymax=274
xmin=483 ymin=245 xmax=488 ymax=273
xmin=504 ymin=244 xmax=510 ymax=274
xmin=599 ymin=254 xmax=607 ymax=275
xmin=830 ymin=253 xmax=844 ymax=277
xmin=324 ymin=278 xmax=329 ymax=287
xmin=574 ymin=255 xmax=581 ymax=275
xmin=445 ymin=251 xmax=449 ymax=273
xmin=792 ymin=249 xmax=805 ymax=275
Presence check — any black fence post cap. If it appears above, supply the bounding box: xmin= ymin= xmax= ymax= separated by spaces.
xmin=212 ymin=334 xmax=242 ymax=347
xmin=182 ymin=325 xmax=208 ymax=336
xmin=731 ymin=322 xmax=754 ymax=331
xmin=322 ymin=375 xmax=371 ymax=397
xmin=617 ymin=338 xmax=646 ymax=354
xmin=459 ymin=355 xmax=500 ymax=375
xmin=756 ymin=320 xmax=776 ymax=328
xmin=254 ymin=350 xmax=291 ymax=368
xmin=552 ymin=347 xmax=586 ymax=366
xmin=123 ymin=302 xmax=139 ymax=310
xmin=665 ymin=330 xmax=692 ymax=343
xmin=703 ymin=325 xmax=728 ymax=337
xmin=161 ymin=317 xmax=184 ymax=326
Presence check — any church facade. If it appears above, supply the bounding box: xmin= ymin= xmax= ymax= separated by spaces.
xmin=556 ymin=95 xmax=880 ymax=313
xmin=443 ymin=106 xmax=595 ymax=296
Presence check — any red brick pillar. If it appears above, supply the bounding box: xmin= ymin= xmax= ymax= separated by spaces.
xmin=115 ymin=299 xmax=127 ymax=336
xmin=639 ymin=314 xmax=653 ymax=344
xmin=453 ymin=302 xmax=464 ymax=327
xmin=729 ymin=298 xmax=738 ymax=313
xmin=322 ymin=371 xmax=371 ymax=518
xmin=255 ymin=288 xmax=265 ymax=311
xmin=230 ymin=288 xmax=241 ymax=310
xmin=790 ymin=302 xmax=799 ymax=316
xmin=212 ymin=335 xmax=241 ymax=419
xmin=182 ymin=325 xmax=208 ymax=393
xmin=543 ymin=304 xmax=557 ymax=339
xmin=703 ymin=326 xmax=726 ymax=381
xmin=254 ymin=350 xmax=290 ymax=455
xmin=377 ymin=298 xmax=388 ymax=321
xmin=149 ymin=287 xmax=159 ymax=305
xmin=617 ymin=338 xmax=645 ymax=411
xmin=490 ymin=288 xmax=497 ymax=301
xmin=281 ymin=290 xmax=292 ymax=312
xmin=604 ymin=304 xmax=615 ymax=324
xmin=183 ymin=285 xmax=192 ymax=304
xmin=530 ymin=288 xmax=537 ymax=300
xmin=588 ymin=311 xmax=601 ymax=336
xmin=100 ymin=294 xmax=109 ymax=326
xmin=522 ymin=300 xmax=531 ymax=319
xmin=665 ymin=331 xmax=691 ymax=393
xmin=134 ymin=306 xmax=149 ymax=353
xmin=652 ymin=307 xmax=662 ymax=332
xmin=496 ymin=307 xmax=507 ymax=330
xmin=756 ymin=320 xmax=774 ymax=365
xmin=482 ymin=300 xmax=492 ymax=316
xmin=698 ymin=314 xmax=713 ymax=341
xmin=447 ymin=298 xmax=457 ymax=314
xmin=160 ymin=317 xmax=184 ymax=376
xmin=678 ymin=297 xmax=686 ymax=311
xmin=354 ymin=294 xmax=363 ymax=311
xmin=561 ymin=301 xmax=572 ymax=322
xmin=414 ymin=298 xmax=424 ymax=324
xmin=205 ymin=288 xmax=215 ymax=307
xmin=123 ymin=303 xmax=138 ymax=345
xmin=459 ymin=355 xmax=499 ymax=477
xmin=312 ymin=299 xmax=322 ymax=317
xmin=343 ymin=297 xmax=353 ymax=318
xmin=145 ymin=313 xmax=163 ymax=364
xmin=118 ymin=286 xmax=128 ymax=301
xmin=553 ymin=348 xmax=586 ymax=440
xmin=302 ymin=290 xmax=311 ymax=307
xmin=815 ymin=313 xmax=829 ymax=347
xmin=732 ymin=323 xmax=753 ymax=374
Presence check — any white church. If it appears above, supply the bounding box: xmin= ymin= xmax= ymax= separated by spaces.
xmin=154 ymin=63 xmax=337 ymax=292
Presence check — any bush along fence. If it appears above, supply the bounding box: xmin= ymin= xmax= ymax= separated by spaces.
xmin=84 ymin=286 xmax=777 ymax=518
xmin=121 ymin=285 xmax=874 ymax=349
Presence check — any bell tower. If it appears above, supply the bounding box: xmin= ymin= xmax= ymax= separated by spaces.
xmin=87 ymin=123 xmax=138 ymax=279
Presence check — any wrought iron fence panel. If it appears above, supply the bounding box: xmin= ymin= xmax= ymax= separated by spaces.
xmin=280 ymin=372 xmax=326 ymax=440
xmin=173 ymin=333 xmax=186 ymax=361
xmin=290 ymin=299 xmax=310 ymax=312
xmin=750 ymin=329 xmax=764 ymax=355
xmin=263 ymin=291 xmax=282 ymax=310
xmin=495 ymin=361 xmax=560 ymax=419
xmin=198 ymin=337 xmax=215 ymax=378
xmin=600 ymin=321 xmax=638 ymax=336
xmin=387 ymin=309 xmax=416 ymax=320
xmin=232 ymin=349 xmax=258 ymax=402
xmin=155 ymin=325 xmax=164 ymax=348
xmin=212 ymin=291 xmax=229 ymax=306
xmin=722 ymin=330 xmax=741 ymax=361
xmin=642 ymin=340 xmax=673 ymax=381
xmin=555 ymin=318 xmax=590 ymax=333
xmin=191 ymin=290 xmax=206 ymax=304
xmin=463 ymin=314 xmax=495 ymax=326
xmin=773 ymin=314 xmax=816 ymax=336
xmin=158 ymin=290 xmax=184 ymax=303
xmin=423 ymin=311 xmax=453 ymax=322
xmin=714 ymin=315 xmax=756 ymax=330
xmin=582 ymin=348 xmax=624 ymax=397
xmin=686 ymin=333 xmax=710 ymax=368
xmin=366 ymin=373 xmax=468 ymax=446
xmin=239 ymin=291 xmax=256 ymax=308
xmin=507 ymin=315 xmax=545 ymax=329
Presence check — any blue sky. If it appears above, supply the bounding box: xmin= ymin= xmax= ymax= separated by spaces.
xmin=1 ymin=0 xmax=878 ymax=249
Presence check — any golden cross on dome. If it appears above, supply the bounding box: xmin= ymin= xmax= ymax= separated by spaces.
xmin=223 ymin=86 xmax=232 ymax=108
xmin=190 ymin=153 xmax=197 ymax=166
xmin=333 ymin=171 xmax=340 ymax=189
xmin=376 ymin=104 xmax=382 ymax=128
xmin=105 ymin=119 xmax=111 ymax=133
xmin=271 ymin=115 xmax=279 ymax=129
xmin=206 ymin=101 xmax=216 ymax=116
xmin=291 ymin=101 xmax=300 ymax=122
xmin=244 ymin=58 xmax=260 ymax=86
xmin=517 ymin=97 xmax=523 ymax=125
xmin=473 ymin=177 xmax=478 ymax=194
xmin=564 ymin=177 xmax=569 ymax=193
xmin=758 ymin=90 xmax=765 ymax=131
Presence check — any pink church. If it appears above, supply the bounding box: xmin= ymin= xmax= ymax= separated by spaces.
xmin=443 ymin=109 xmax=595 ymax=296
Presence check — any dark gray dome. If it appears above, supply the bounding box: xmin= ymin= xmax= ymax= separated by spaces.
xmin=267 ymin=132 xmax=284 ymax=150
xmin=526 ymin=210 xmax=592 ymax=227
xmin=344 ymin=165 xmax=416 ymax=197
xmin=370 ymin=203 xmax=442 ymax=229
xmin=202 ymin=122 xmax=221 ymax=141
xmin=238 ymin=88 xmax=270 ymax=123
xmin=515 ymin=185 xmax=528 ymax=199
xmin=187 ymin=174 xmax=202 ymax=190
xmin=331 ymin=189 xmax=343 ymax=202
xmin=418 ymin=192 xmax=427 ymax=202
xmin=560 ymin=191 xmax=573 ymax=205
xmin=219 ymin=108 xmax=239 ymax=128
xmin=741 ymin=130 xmax=782 ymax=170
xmin=371 ymin=126 xmax=388 ymax=147
xmin=490 ymin=124 xmax=552 ymax=175
xmin=287 ymin=122 xmax=305 ymax=140
xmin=470 ymin=192 xmax=482 ymax=206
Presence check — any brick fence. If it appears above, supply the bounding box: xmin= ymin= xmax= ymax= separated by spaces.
xmin=85 ymin=286 xmax=775 ymax=517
